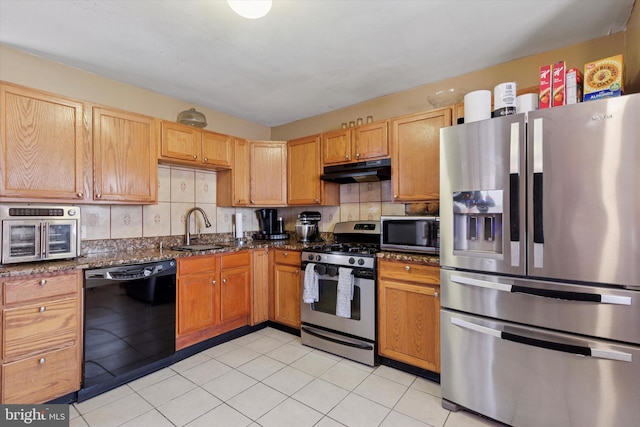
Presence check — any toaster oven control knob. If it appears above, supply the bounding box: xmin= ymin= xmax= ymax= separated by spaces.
xmin=349 ymin=257 xmax=355 ymax=264
xmin=68 ymin=209 xmax=77 ymax=216
xmin=316 ymin=255 xmax=321 ymax=262
xmin=358 ymin=259 xmax=365 ymax=266
xmin=308 ymin=254 xmax=314 ymax=261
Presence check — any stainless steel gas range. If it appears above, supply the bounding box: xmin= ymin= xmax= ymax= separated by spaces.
xmin=300 ymin=221 xmax=380 ymax=366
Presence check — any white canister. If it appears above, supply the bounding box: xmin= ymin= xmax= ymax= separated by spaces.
xmin=464 ymin=90 xmax=492 ymax=123
xmin=516 ymin=93 xmax=539 ymax=114
xmin=493 ymin=82 xmax=517 ymax=117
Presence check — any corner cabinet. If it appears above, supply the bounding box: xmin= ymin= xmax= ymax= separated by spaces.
xmin=217 ymin=138 xmax=250 ymax=206
xmin=322 ymin=120 xmax=388 ymax=166
xmin=1 ymin=270 xmax=82 ymax=403
xmin=378 ymin=258 xmax=440 ymax=372
xmin=390 ymin=108 xmax=452 ymax=202
xmin=159 ymin=121 xmax=232 ymax=170
xmin=0 ymin=82 xmax=86 ymax=201
xmin=176 ymin=251 xmax=251 ymax=350
xmin=92 ymin=106 xmax=158 ymax=203
xmin=287 ymin=135 xmax=339 ymax=206
xmin=271 ymin=249 xmax=301 ymax=328
xmin=251 ymin=248 xmax=270 ymax=326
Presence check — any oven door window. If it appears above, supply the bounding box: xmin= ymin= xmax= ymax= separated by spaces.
xmin=5 ymin=221 xmax=40 ymax=258
xmin=47 ymin=222 xmax=73 ymax=254
xmin=312 ymin=277 xmax=361 ymax=320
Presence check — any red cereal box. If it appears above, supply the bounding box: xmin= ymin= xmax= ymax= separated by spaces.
xmin=552 ymin=61 xmax=566 ymax=107
xmin=566 ymin=68 xmax=583 ymax=104
xmin=539 ymin=64 xmax=552 ymax=109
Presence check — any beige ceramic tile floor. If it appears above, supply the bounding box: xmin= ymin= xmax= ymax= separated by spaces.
xmin=70 ymin=327 xmax=502 ymax=427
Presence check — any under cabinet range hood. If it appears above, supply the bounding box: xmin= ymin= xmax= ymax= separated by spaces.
xmin=321 ymin=158 xmax=391 ymax=184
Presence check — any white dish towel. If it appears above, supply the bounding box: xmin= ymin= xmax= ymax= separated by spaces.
xmin=303 ymin=263 xmax=319 ymax=304
xmin=336 ymin=267 xmax=354 ymax=318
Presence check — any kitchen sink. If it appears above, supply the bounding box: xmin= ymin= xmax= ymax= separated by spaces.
xmin=169 ymin=244 xmax=226 ymax=251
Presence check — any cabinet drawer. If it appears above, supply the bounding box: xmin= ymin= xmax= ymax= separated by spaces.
xmin=178 ymin=255 xmax=217 ymax=275
xmin=3 ymin=271 xmax=80 ymax=305
xmin=3 ymin=297 xmax=78 ymax=361
xmin=274 ymin=250 xmax=300 ymax=266
xmin=220 ymin=251 xmax=250 ymax=269
xmin=2 ymin=345 xmax=80 ymax=404
xmin=378 ymin=259 xmax=439 ymax=284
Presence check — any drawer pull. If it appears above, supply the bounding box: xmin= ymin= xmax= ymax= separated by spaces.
xmin=39 ymin=358 xmax=46 ymax=364
xmin=434 ymin=291 xmax=439 ymax=298
xmin=405 ymin=265 xmax=411 ymax=271
xmin=39 ymin=306 xmax=46 ymax=313
xmin=40 ymin=279 xmax=47 ymax=286
xmin=212 ymin=280 xmax=217 ymax=285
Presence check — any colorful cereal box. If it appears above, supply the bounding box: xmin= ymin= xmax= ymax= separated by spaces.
xmin=566 ymin=68 xmax=583 ymax=105
xmin=552 ymin=61 xmax=566 ymax=107
xmin=539 ymin=64 xmax=552 ymax=109
xmin=584 ymin=54 xmax=624 ymax=101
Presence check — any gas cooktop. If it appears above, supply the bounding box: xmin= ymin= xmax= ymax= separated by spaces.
xmin=304 ymin=242 xmax=380 ymax=256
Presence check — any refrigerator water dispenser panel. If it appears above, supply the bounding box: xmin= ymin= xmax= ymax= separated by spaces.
xmin=453 ymin=190 xmax=503 ymax=256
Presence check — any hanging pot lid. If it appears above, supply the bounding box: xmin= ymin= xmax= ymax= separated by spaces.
xmin=177 ymin=108 xmax=207 ymax=128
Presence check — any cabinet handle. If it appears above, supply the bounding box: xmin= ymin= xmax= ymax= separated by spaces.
xmin=39 ymin=306 xmax=46 ymax=313
xmin=394 ymin=194 xmax=398 ymax=198
xmin=314 ymin=199 xmax=319 ymax=203
xmin=283 ymin=252 xmax=288 ymax=257
xmin=203 ymin=157 xmax=208 ymax=162
xmin=40 ymin=279 xmax=46 ymax=286
xmin=295 ymin=269 xmax=299 ymax=274
xmin=250 ymin=199 xmax=255 ymax=204
xmin=96 ymin=193 xmax=102 ymax=199
xmin=236 ymin=199 xmax=240 ymax=203
xmin=77 ymin=192 xmax=84 ymax=198
xmin=345 ymin=155 xmax=350 ymax=159
xmin=222 ymin=278 xmax=227 ymax=284
xmin=434 ymin=291 xmax=439 ymax=298
xmin=193 ymin=155 xmax=198 ymax=159
xmin=39 ymin=358 xmax=46 ymax=365
xmin=355 ymin=153 xmax=360 ymax=158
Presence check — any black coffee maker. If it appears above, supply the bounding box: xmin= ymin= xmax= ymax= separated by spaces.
xmin=254 ymin=209 xmax=289 ymax=240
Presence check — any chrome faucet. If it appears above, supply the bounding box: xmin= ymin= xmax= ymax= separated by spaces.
xmin=185 ymin=207 xmax=212 ymax=245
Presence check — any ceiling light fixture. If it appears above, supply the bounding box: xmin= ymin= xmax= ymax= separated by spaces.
xmin=227 ymin=0 xmax=272 ymax=19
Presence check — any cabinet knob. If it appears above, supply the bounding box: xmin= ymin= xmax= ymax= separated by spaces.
xmin=96 ymin=193 xmax=102 ymax=199
xmin=236 ymin=199 xmax=241 ymax=203
xmin=394 ymin=194 xmax=398 ymax=198
xmin=222 ymin=278 xmax=227 ymax=284
xmin=250 ymin=199 xmax=255 ymax=204
xmin=314 ymin=199 xmax=319 ymax=203
xmin=39 ymin=358 xmax=46 ymax=365
xmin=295 ymin=269 xmax=299 ymax=274
xmin=355 ymin=153 xmax=360 ymax=158
xmin=283 ymin=252 xmax=288 ymax=257
xmin=434 ymin=291 xmax=439 ymax=298
xmin=212 ymin=280 xmax=217 ymax=285
xmin=203 ymin=157 xmax=208 ymax=162
xmin=405 ymin=265 xmax=411 ymax=271
xmin=39 ymin=306 xmax=46 ymax=313
xmin=345 ymin=155 xmax=350 ymax=159
xmin=77 ymin=192 xmax=84 ymax=198
xmin=40 ymin=279 xmax=46 ymax=286
xmin=193 ymin=155 xmax=198 ymax=160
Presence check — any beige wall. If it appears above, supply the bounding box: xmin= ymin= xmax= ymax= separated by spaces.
xmin=626 ymin=0 xmax=640 ymax=93
xmin=271 ymin=33 xmax=627 ymax=140
xmin=0 ymin=45 xmax=270 ymax=140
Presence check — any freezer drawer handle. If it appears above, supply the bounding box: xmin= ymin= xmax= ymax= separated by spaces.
xmin=301 ymin=326 xmax=373 ymax=350
xmin=450 ymin=317 xmax=632 ymax=362
xmin=451 ymin=275 xmax=631 ymax=305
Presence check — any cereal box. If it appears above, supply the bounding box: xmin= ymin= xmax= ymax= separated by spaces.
xmin=552 ymin=61 xmax=566 ymax=107
xmin=566 ymin=68 xmax=583 ymax=105
xmin=584 ymin=54 xmax=624 ymax=101
xmin=539 ymin=64 xmax=552 ymax=109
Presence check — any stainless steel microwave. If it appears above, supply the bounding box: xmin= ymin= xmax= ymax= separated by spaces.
xmin=1 ymin=205 xmax=80 ymax=265
xmin=380 ymin=215 xmax=439 ymax=254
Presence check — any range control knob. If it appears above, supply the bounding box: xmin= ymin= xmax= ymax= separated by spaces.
xmin=349 ymin=257 xmax=355 ymax=265
xmin=358 ymin=259 xmax=365 ymax=266
xmin=308 ymin=254 xmax=314 ymax=261
xmin=316 ymin=255 xmax=321 ymax=262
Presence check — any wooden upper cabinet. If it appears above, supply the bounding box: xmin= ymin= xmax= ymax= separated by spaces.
xmin=217 ymin=137 xmax=250 ymax=206
xmin=0 ymin=82 xmax=85 ymax=201
xmin=159 ymin=121 xmax=231 ymax=170
xmin=250 ymin=141 xmax=287 ymax=206
xmin=322 ymin=120 xmax=389 ymax=166
xmin=92 ymin=106 xmax=158 ymax=203
xmin=391 ymin=108 xmax=452 ymax=202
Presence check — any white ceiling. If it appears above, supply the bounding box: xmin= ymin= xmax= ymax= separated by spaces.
xmin=0 ymin=0 xmax=634 ymax=127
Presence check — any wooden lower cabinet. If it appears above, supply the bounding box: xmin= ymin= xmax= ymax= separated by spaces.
xmin=176 ymin=251 xmax=251 ymax=350
xmin=378 ymin=259 xmax=440 ymax=372
xmin=1 ymin=270 xmax=82 ymax=403
xmin=251 ymin=249 xmax=270 ymax=325
xmin=271 ymin=249 xmax=301 ymax=328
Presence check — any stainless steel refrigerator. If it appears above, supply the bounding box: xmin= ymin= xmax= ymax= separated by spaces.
xmin=439 ymin=93 xmax=640 ymax=427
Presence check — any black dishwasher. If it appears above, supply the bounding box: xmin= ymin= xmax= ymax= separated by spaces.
xmin=79 ymin=259 xmax=176 ymax=401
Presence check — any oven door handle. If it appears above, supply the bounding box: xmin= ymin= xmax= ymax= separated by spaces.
xmin=450 ymin=317 xmax=632 ymax=362
xmin=301 ymin=326 xmax=373 ymax=350
xmin=450 ymin=275 xmax=631 ymax=305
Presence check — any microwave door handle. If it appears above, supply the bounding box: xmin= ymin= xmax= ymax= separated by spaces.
xmin=40 ymin=222 xmax=48 ymax=259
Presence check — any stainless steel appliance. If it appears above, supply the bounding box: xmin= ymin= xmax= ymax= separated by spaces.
xmin=254 ymin=208 xmax=288 ymax=240
xmin=380 ymin=215 xmax=439 ymax=254
xmin=295 ymin=211 xmax=322 ymax=242
xmin=321 ymin=158 xmax=391 ymax=184
xmin=80 ymin=259 xmax=176 ymax=401
xmin=439 ymin=94 xmax=640 ymax=426
xmin=0 ymin=204 xmax=80 ymax=265
xmin=300 ymin=221 xmax=380 ymax=366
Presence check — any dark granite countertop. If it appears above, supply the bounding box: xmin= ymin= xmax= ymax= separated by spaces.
xmin=377 ymin=251 xmax=440 ymax=266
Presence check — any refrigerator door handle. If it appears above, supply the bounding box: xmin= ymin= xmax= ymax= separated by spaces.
xmin=450 ymin=316 xmax=632 ymax=362
xmin=532 ymin=118 xmax=545 ymax=268
xmin=509 ymin=122 xmax=520 ymax=243
xmin=451 ymin=275 xmax=632 ymax=305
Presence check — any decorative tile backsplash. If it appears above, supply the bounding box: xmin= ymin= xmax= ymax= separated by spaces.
xmin=80 ymin=165 xmax=406 ymax=241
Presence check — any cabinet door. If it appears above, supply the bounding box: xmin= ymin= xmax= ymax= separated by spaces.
xmin=93 ymin=107 xmax=158 ymax=203
xmin=250 ymin=141 xmax=287 ymax=206
xmin=201 ymin=130 xmax=232 ymax=168
xmin=353 ymin=121 xmax=388 ymax=161
xmin=288 ymin=135 xmax=322 ymax=205
xmin=220 ymin=265 xmax=251 ymax=322
xmin=160 ymin=121 xmax=200 ymax=163
xmin=322 ymin=128 xmax=352 ymax=165
xmin=177 ymin=272 xmax=219 ymax=335
xmin=216 ymin=138 xmax=250 ymax=206
xmin=391 ymin=108 xmax=452 ymax=202
xmin=378 ymin=278 xmax=440 ymax=372
xmin=0 ymin=83 xmax=85 ymax=200
xmin=251 ymin=249 xmax=270 ymax=325
xmin=273 ymin=263 xmax=301 ymax=328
